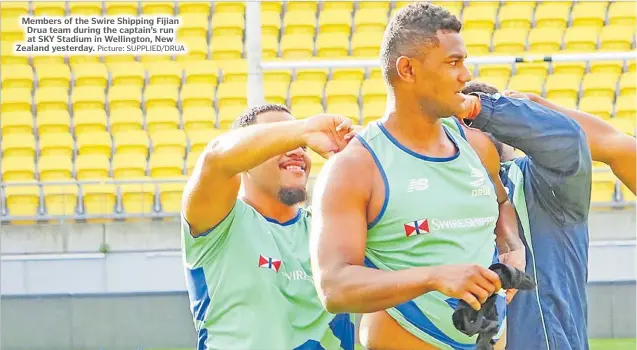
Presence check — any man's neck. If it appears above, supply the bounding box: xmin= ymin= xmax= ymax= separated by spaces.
xmin=241 ymin=183 xmax=299 ymax=223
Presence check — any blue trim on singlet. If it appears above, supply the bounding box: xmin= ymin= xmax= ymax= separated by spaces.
xmin=453 ymin=117 xmax=468 ymax=140
xmin=263 ymin=209 xmax=302 ymax=226
xmin=330 ymin=313 xmax=355 ymax=350
xmin=354 ymin=134 xmax=390 ymax=230
xmin=185 ymin=267 xmax=210 ymax=349
xmin=376 ymin=121 xmax=461 ymax=162
xmin=294 ymin=340 xmax=324 ymax=350
xmin=197 ymin=328 xmax=208 ymax=350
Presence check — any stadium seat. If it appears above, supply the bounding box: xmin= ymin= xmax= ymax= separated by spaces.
xmin=316 ymin=33 xmax=350 ymax=57
xmin=619 ymin=72 xmax=636 ymax=97
xmin=178 ymin=0 xmax=210 ymax=15
xmin=1 ymin=88 xmax=31 ymax=113
xmin=103 ymin=54 xmax=137 ymax=66
xmin=217 ymin=82 xmax=248 ymax=110
xmin=82 ymin=182 xmax=117 ymax=216
xmin=260 ymin=1 xmax=282 ymax=12
xmin=113 ymin=153 xmax=147 ymax=178
xmin=581 ymin=73 xmax=618 ymax=99
xmin=352 ymin=32 xmax=383 ymax=57
xmin=152 ymin=129 xmax=187 ymax=155
xmin=462 ymin=6 xmax=497 ymax=30
xmin=39 ymin=155 xmax=73 ymax=181
xmin=120 ymin=178 xmax=158 ymax=215
xmin=186 ymin=151 xmax=202 ymax=175
xmin=140 ymin=54 xmax=173 ymax=65
xmin=1 ymin=64 xmax=33 ymax=89
xmin=323 ymin=1 xmax=354 ymax=11
xmin=296 ymin=69 xmax=329 ymax=84
xmin=463 ymin=29 xmax=493 ymax=55
xmin=212 ymin=11 xmax=245 ymax=38
xmin=564 ymin=27 xmax=600 ymax=52
xmin=326 ymin=103 xmax=360 ymax=125
xmin=109 ymin=62 xmax=145 ymax=88
xmin=261 ymin=33 xmax=280 ymax=59
xmin=72 ymin=87 xmax=105 ymax=113
xmin=493 ymin=28 xmax=528 ymax=54
xmin=72 ymin=63 xmax=108 ymax=89
xmin=507 ymin=75 xmax=544 ymax=96
xmin=2 ymin=111 xmax=33 ymax=137
xmin=579 ymin=96 xmax=614 ymax=120
xmin=290 ymin=80 xmax=324 ymax=112
xmin=39 ymin=132 xmax=74 ymax=158
xmin=32 ymin=56 xmax=66 ymax=68
xmin=332 ymin=68 xmax=366 ymax=84
xmin=534 ymin=2 xmax=571 ymax=28
xmin=42 ymin=184 xmax=78 ymax=217
xmin=264 ymin=81 xmax=290 ymax=105
xmin=159 ymin=181 xmax=187 ymax=213
xmin=608 ymin=1 xmax=636 ymax=27
xmin=149 ymin=152 xmax=184 ymax=178
xmin=69 ymin=1 xmax=102 ymax=16
xmin=355 ymin=8 xmax=389 ymax=33
xmin=590 ymin=60 xmax=625 ymax=76
xmin=570 ymin=2 xmax=608 ymax=28
xmin=221 ymin=61 xmax=249 ymax=82
xmin=628 ymin=61 xmax=636 ymax=73
xmin=1 ymin=156 xmax=35 ymax=182
xmin=177 ymin=13 xmax=209 ymax=39
xmin=358 ymin=0 xmax=389 ymax=10
xmin=36 ymin=64 xmax=71 ymax=89
xmin=1 ymin=41 xmax=28 ymax=66
xmin=109 ymin=86 xmax=142 ymax=111
xmin=476 ymin=76 xmax=509 ymax=92
xmin=143 ymin=86 xmax=177 ymax=113
xmin=287 ymin=1 xmax=316 ymax=12
xmin=528 ymin=28 xmax=563 ymax=53
xmin=146 ymin=108 xmax=180 ymax=132
xmin=545 ymin=74 xmax=581 ymax=100
xmin=616 ymin=95 xmax=637 ymax=120
xmin=318 ymin=9 xmax=353 ymax=34
xmin=498 ymin=4 xmax=533 ymax=29
xmin=478 ymin=64 xmax=512 ymax=80
xmin=141 ymin=1 xmax=174 ymax=15
xmin=147 ymin=62 xmax=183 ymax=88
xmin=105 ymin=1 xmax=137 ymax=16
xmin=281 ymin=34 xmax=315 ymax=58
xmin=110 ymin=108 xmax=144 ymax=135
xmin=114 ymin=130 xmax=150 ymax=157
xmin=188 ymin=129 xmax=225 ymax=154
xmin=184 ymin=61 xmax=220 ymax=86
xmin=591 ymin=172 xmax=617 ymax=202
xmin=609 ymin=118 xmax=636 ymax=137
xmin=599 ymin=25 xmax=635 ymax=52
xmin=37 ymin=110 xmax=71 ymax=135
xmin=292 ymin=103 xmax=325 ymax=119
xmin=361 ymin=78 xmax=387 ymax=105
xmin=210 ymin=35 xmax=244 ymax=60
xmin=325 ymin=80 xmax=360 ymax=106
xmin=183 ymin=107 xmax=217 ymax=132
xmin=552 ymin=61 xmax=587 ymax=78
xmin=74 ymin=109 xmax=108 ymax=135
xmin=35 ymin=87 xmax=69 ymax=113
xmin=362 ymin=101 xmax=386 ymax=125
xmin=621 ymin=185 xmax=636 ymax=202
xmin=0 ymin=2 xmax=29 ymax=19
xmin=76 ymin=154 xmax=110 ymax=180
xmin=178 ymin=37 xmax=209 ymax=62
xmin=284 ymin=10 xmax=317 ymax=35
xmin=181 ymin=83 xmax=215 ymax=110
xmin=4 ymin=184 xmax=40 ymax=217
xmin=262 ymin=11 xmax=282 ymax=37
xmin=548 ymin=97 xmax=577 ymax=110
xmin=218 ymin=106 xmax=249 ymax=129
xmin=68 ymin=56 xmax=102 ymax=68
xmin=1 ymin=16 xmax=24 ymax=42
xmin=215 ymin=1 xmax=244 ymax=13
xmin=76 ymin=131 xmax=112 ymax=157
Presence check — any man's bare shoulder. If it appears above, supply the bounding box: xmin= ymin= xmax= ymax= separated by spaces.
xmin=325 ymin=137 xmax=375 ymax=176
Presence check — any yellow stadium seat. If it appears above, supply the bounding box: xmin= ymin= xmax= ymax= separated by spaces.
xmin=105 ymin=1 xmax=138 ymax=16
xmin=69 ymin=1 xmax=102 ymax=15
xmin=579 ymin=96 xmax=614 ymax=120
xmin=144 ymin=86 xmax=179 ymax=118
xmin=293 ymin=103 xmax=325 ymax=119
xmin=217 ymin=82 xmax=247 ymax=110
xmin=608 ymin=1 xmax=637 ymax=27
xmin=355 ymin=8 xmax=389 ymax=33
xmin=113 ymin=153 xmax=147 ymax=178
xmin=319 ymin=9 xmax=353 ymax=34
xmin=141 ymin=1 xmax=174 ymax=15
xmin=308 ymin=150 xmax=326 ymax=176
xmin=43 ymin=184 xmax=78 ymax=216
xmin=159 ymin=181 xmax=187 ymax=213
xmin=32 ymin=56 xmax=65 ymax=69
xmin=599 ymin=25 xmax=635 ymax=52
xmin=284 ymin=10 xmax=317 ymax=35
xmin=37 ymin=110 xmax=70 ymax=135
xmin=76 ymin=131 xmax=111 ymax=157
xmin=264 ymin=81 xmax=289 ymax=106
xmin=2 ymin=111 xmax=33 ymax=137
xmin=357 ymin=0 xmax=389 ymax=10
xmin=1 ymin=17 xmax=24 ymax=43
xmin=261 ymin=33 xmax=280 ymax=59
xmin=82 ymin=182 xmax=117 ymax=217
xmin=324 ymin=1 xmax=354 ymax=11
xmin=571 ymin=2 xmax=608 ymax=28
xmin=212 ymin=11 xmax=245 ymax=37
xmin=1 ymin=64 xmax=33 ymax=89
xmin=262 ymin=11 xmax=282 ymax=37
xmin=4 ymin=184 xmax=40 ymax=217
xmin=463 ymin=29 xmax=493 ymax=55
xmin=177 ymin=13 xmax=209 ymax=40
xmin=2 ymin=134 xmax=35 ymax=159
xmin=609 ymin=118 xmax=636 ymax=137
xmin=590 ymin=60 xmax=625 ymax=76
xmin=186 ymin=151 xmax=202 ymax=175
xmin=188 ymin=128 xmax=224 ymax=154
xmin=352 ymin=32 xmax=383 ymax=57
xmin=146 ymin=108 xmax=180 ymax=132
xmin=493 ymin=28 xmax=528 ymax=54
xmin=109 ymin=86 xmax=142 ymax=111
xmin=181 ymin=83 xmax=215 ymax=109
xmin=72 ymin=63 xmax=108 ymax=89
xmin=220 ymin=61 xmax=248 ymax=83
xmin=74 ymin=109 xmax=108 ymax=135
xmin=548 ymin=97 xmax=577 ymax=110
xmin=475 ymin=75 xmax=509 ymax=92
xmin=36 ymin=64 xmax=71 ymax=89
xmin=552 ymin=61 xmax=587 ymax=78
xmin=534 ymin=2 xmax=571 ymax=28
xmin=184 ymin=61 xmax=220 ymax=86
xmin=0 ymin=2 xmax=29 ymax=19
xmin=120 ymin=178 xmax=157 ymax=215
xmin=286 ymin=1 xmax=316 ymax=12
xmin=498 ymin=4 xmax=533 ymax=29
xmin=462 ymin=6 xmax=497 ymax=30
xmin=528 ymin=28 xmax=563 ymax=53
xmin=316 ymin=33 xmax=350 ymax=57
xmin=564 ymin=27 xmax=600 ymax=52
xmin=290 ymin=80 xmax=324 ymax=109
xmin=296 ymin=69 xmax=329 ymax=84
xmin=332 ymin=68 xmax=366 ymax=83
xmin=183 ymin=107 xmax=217 ymax=132
xmin=39 ymin=155 xmax=72 ymax=181
xmin=39 ymin=132 xmax=74 ymax=158
xmin=2 ymin=156 xmax=35 ymax=182
xmin=109 ymin=62 xmax=145 ymax=88
xmin=152 ymin=129 xmax=187 ymax=155
xmin=616 ymin=95 xmax=637 ymax=120
xmin=325 ymin=80 xmax=360 ymax=106
xmin=621 ymin=185 xmax=635 ymax=202
xmin=114 ymin=130 xmax=150 ymax=156
xmin=110 ymin=108 xmax=144 ymax=135
xmin=591 ymin=171 xmax=617 ymax=203
xmin=1 ymin=41 xmax=28 ymax=66
xmin=103 ymin=54 xmax=137 ymax=66
xmin=149 ymin=152 xmax=184 ymax=178
xmin=581 ymin=73 xmax=618 ymax=99
xmin=215 ymin=1 xmax=245 ymax=13
xmin=147 ymin=62 xmax=183 ymax=88
xmin=507 ymin=75 xmax=544 ymax=96
xmin=628 ymin=60 xmax=636 ymax=72
xmin=218 ymin=105 xmax=249 ymax=129
xmin=619 ymin=72 xmax=636 ymax=97
xmin=1 ymin=88 xmax=31 ymax=113
xmin=178 ymin=37 xmax=208 ymax=62
xmin=72 ymin=87 xmax=105 ymax=113
xmin=545 ymin=74 xmax=581 ymax=100
xmin=35 ymin=87 xmax=69 ymax=113
xmin=326 ymin=103 xmax=360 ymax=124
xmin=281 ymin=34 xmax=316 ymax=58
xmin=210 ymin=35 xmax=244 ymax=60
xmin=76 ymin=154 xmax=110 ymax=180
xmin=362 ymin=101 xmax=386 ymax=125
xmin=68 ymin=56 xmax=102 ymax=68
xmin=515 ymin=63 xmax=549 ymax=78
xmin=179 ymin=1 xmax=211 ymax=15
xmin=478 ymin=64 xmax=512 ymax=80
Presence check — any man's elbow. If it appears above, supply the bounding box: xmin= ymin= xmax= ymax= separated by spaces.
xmin=316 ymin=268 xmax=350 ymax=314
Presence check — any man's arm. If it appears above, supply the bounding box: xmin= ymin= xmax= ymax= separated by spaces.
xmin=310 ymin=142 xmax=502 ymax=314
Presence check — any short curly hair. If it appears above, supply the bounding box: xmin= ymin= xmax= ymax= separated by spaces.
xmin=231 ymin=104 xmax=291 ymax=129
xmin=461 ymin=81 xmax=500 ymax=95
xmin=380 ymin=2 xmax=462 ymax=85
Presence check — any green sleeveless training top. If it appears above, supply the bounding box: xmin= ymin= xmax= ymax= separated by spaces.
xmin=358 ymin=118 xmax=501 ymax=350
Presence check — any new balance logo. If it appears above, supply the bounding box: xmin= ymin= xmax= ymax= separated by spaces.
xmin=469 ymin=167 xmax=486 ymax=187
xmin=407 ymin=178 xmax=429 ymax=192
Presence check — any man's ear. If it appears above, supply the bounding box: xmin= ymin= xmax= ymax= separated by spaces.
xmin=396 ymin=56 xmax=416 ymax=83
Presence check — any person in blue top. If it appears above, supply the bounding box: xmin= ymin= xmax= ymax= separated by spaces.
xmin=458 ymin=80 xmax=636 ymax=350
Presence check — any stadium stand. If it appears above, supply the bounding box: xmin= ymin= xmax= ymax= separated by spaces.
xmin=0 ymin=0 xmax=635 ymax=221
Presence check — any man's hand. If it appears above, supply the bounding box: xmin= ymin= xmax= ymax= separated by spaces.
xmin=456 ymin=94 xmax=482 ymax=120
xmin=430 ymin=264 xmax=503 ymax=311
xmin=303 ymin=114 xmax=356 ymax=159
xmin=498 ymin=249 xmax=526 ymax=303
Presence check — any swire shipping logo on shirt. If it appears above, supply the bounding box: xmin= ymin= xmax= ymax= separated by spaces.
xmin=404 ymin=216 xmax=498 ymax=236
xmin=404 ymin=219 xmax=430 ymax=236
xmin=258 ymin=255 xmax=282 ymax=272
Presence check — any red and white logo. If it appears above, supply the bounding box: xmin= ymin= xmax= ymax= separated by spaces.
xmin=404 ymin=219 xmax=430 ymax=237
xmin=258 ymin=255 xmax=282 ymax=272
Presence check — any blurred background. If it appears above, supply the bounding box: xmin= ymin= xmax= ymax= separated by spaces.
xmin=0 ymin=1 xmax=635 ymax=349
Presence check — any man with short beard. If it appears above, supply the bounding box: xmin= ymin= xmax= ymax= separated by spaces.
xmin=181 ymin=104 xmax=356 ymax=350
